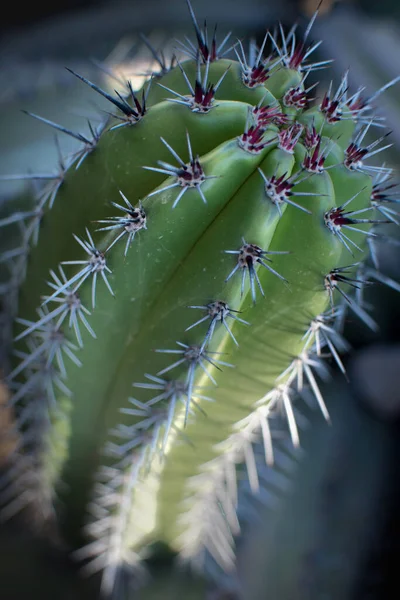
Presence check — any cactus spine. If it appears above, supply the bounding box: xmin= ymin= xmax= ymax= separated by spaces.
xmin=1 ymin=1 xmax=399 ymax=596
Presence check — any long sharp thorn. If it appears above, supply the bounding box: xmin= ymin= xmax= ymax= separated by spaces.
xmin=186 ymin=0 xmax=204 ymax=46
xmin=0 ymin=174 xmax=56 ymax=181
xmin=22 ymin=111 xmax=91 ymax=144
xmin=140 ymin=33 xmax=166 ymax=70
xmin=65 ymin=68 xmax=133 ymax=116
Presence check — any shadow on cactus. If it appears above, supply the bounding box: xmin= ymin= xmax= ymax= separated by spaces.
xmin=1 ymin=0 xmax=400 ymax=597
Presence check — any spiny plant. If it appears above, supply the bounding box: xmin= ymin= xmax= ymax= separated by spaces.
xmin=1 ymin=0 xmax=400 ymax=597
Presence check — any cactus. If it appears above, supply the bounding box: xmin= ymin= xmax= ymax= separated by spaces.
xmin=1 ymin=1 xmax=399 ymax=597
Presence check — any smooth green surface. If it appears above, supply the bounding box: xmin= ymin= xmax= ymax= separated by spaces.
xmin=57 ymin=137 xmax=278 ymax=539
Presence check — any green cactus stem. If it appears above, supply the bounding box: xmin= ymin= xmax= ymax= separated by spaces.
xmin=0 ymin=1 xmax=399 ymax=597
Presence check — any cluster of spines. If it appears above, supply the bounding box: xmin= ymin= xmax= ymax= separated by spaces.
xmin=0 ymin=1 xmax=400 ymax=596
xmin=75 ymin=284 xmax=381 ymax=587
xmin=175 ymin=306 xmax=345 ymax=572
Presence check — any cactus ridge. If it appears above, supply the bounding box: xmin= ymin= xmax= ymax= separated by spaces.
xmin=1 ymin=0 xmax=400 ymax=596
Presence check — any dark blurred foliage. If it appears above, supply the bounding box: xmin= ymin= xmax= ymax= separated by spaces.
xmin=2 ymin=0 xmax=398 ymax=41
xmin=359 ymin=0 xmax=400 ymax=16
xmin=0 ymin=0 xmax=100 ymax=34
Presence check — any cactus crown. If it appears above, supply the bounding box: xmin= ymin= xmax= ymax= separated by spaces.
xmin=1 ymin=0 xmax=399 ymax=597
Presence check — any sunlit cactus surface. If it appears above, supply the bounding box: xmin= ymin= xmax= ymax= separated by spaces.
xmin=1 ymin=0 xmax=400 ymax=597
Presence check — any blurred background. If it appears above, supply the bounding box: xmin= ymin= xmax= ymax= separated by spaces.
xmin=1 ymin=0 xmax=400 ymax=598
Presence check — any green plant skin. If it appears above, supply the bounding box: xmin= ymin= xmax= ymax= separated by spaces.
xmin=3 ymin=23 xmax=378 ymax=595
xmin=18 ymin=100 xmax=250 ymax=304
xmin=298 ymin=106 xmax=356 ymax=149
xmin=155 ymin=165 xmax=371 ymax=549
xmin=144 ymin=59 xmax=301 ymax=107
xmin=56 ymin=137 xmax=282 ymax=541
